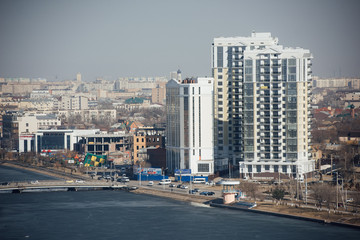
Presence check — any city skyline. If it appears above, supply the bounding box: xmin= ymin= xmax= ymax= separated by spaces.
xmin=0 ymin=0 xmax=359 ymax=81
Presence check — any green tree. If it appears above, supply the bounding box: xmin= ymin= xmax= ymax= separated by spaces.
xmin=272 ymin=187 xmax=285 ymax=203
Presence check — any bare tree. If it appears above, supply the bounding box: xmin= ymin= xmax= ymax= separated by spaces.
xmin=350 ymin=192 xmax=360 ymax=213
xmin=311 ymin=183 xmax=336 ymax=210
xmin=286 ymin=179 xmax=297 ymax=201
xmin=241 ymin=182 xmax=259 ymax=201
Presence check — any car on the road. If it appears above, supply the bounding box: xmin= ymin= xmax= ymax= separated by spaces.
xmin=180 ymin=185 xmax=188 ymax=189
xmin=177 ymin=184 xmax=183 ymax=188
xmin=159 ymin=179 xmax=171 ymax=185
xmin=200 ymin=191 xmax=215 ymax=196
xmin=215 ymin=179 xmax=223 ymax=186
xmin=193 ymin=188 xmax=200 ymax=192
xmin=147 ymin=181 xmax=154 ymax=186
xmin=30 ymin=180 xmax=39 ymax=184
xmin=169 ymin=183 xmax=176 ymax=188
xmin=120 ymin=177 xmax=130 ymax=183
xmin=189 ymin=189 xmax=197 ymax=194
xmin=75 ymin=180 xmax=85 ymax=183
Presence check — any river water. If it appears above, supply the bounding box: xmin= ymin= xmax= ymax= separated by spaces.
xmin=0 ymin=165 xmax=359 ymax=240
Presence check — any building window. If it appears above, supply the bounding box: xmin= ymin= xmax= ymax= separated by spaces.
xmin=198 ymin=163 xmax=209 ymax=173
xmin=184 ymin=87 xmax=188 ymax=95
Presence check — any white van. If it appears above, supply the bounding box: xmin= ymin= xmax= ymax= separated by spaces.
xmin=193 ymin=178 xmax=206 ymax=184
xmin=159 ymin=179 xmax=171 ymax=185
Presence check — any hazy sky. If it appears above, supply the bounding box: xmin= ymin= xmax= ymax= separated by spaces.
xmin=0 ymin=0 xmax=359 ymax=81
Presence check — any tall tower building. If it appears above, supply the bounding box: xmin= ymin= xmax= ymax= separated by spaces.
xmin=76 ymin=73 xmax=82 ymax=82
xmin=166 ymin=77 xmax=214 ymax=176
xmin=212 ymin=32 xmax=314 ymax=177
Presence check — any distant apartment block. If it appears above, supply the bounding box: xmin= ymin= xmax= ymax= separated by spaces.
xmin=58 ymin=109 xmax=116 ymax=123
xmin=19 ymin=98 xmax=57 ymax=111
xmin=212 ymin=32 xmax=314 ymax=177
xmin=151 ymin=82 xmax=166 ymax=105
xmin=115 ymin=76 xmax=168 ymax=91
xmin=166 ymin=77 xmax=214 ymax=176
xmin=313 ymin=77 xmax=360 ymax=89
xmin=30 ymin=89 xmax=52 ymax=99
xmin=60 ymin=96 xmax=89 ymax=110
xmin=1 ymin=83 xmax=42 ymax=95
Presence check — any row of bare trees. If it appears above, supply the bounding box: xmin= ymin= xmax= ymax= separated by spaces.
xmin=239 ymin=181 xmax=360 ymax=212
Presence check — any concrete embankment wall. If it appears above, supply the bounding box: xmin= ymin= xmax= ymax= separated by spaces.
xmin=210 ymin=202 xmax=360 ymax=230
xmin=133 ymin=187 xmax=215 ymax=204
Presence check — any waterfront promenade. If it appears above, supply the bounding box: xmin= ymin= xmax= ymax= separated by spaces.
xmin=1 ymin=160 xmax=360 ymax=228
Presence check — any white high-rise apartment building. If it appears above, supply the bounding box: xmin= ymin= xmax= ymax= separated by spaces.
xmin=166 ymin=77 xmax=214 ymax=176
xmin=212 ymin=32 xmax=314 ymax=177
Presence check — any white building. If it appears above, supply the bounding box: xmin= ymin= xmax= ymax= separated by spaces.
xmin=17 ymin=113 xmax=61 ymax=134
xmin=166 ymin=77 xmax=214 ymax=176
xmin=59 ymin=95 xmax=89 ymax=110
xmin=16 ymin=113 xmax=62 ymax=153
xmin=19 ymin=129 xmax=99 ymax=153
xmin=212 ymin=32 xmax=314 ymax=177
xmin=30 ymin=89 xmax=51 ymax=99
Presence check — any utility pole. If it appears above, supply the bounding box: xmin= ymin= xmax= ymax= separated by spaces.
xmin=296 ymin=165 xmax=299 ymax=202
xmin=304 ymin=173 xmax=308 ymax=205
xmin=331 ymin=154 xmax=333 ymax=179
xmin=336 ymin=172 xmax=338 ymax=209
xmin=279 ymin=170 xmax=281 ymax=186
xmin=228 ymin=161 xmax=231 ymax=178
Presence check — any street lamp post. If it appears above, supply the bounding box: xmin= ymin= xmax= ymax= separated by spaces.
xmin=139 ymin=164 xmax=142 ymax=186
xmin=304 ymin=173 xmax=308 ymax=205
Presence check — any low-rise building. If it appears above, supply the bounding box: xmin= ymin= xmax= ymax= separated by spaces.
xmin=76 ymin=133 xmax=131 ymax=156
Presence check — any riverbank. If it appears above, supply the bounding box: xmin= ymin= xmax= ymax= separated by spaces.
xmin=1 ymin=161 xmax=86 ymax=180
xmin=2 ymin=160 xmax=360 ymax=228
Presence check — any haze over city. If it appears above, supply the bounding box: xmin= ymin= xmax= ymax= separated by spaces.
xmin=0 ymin=0 xmax=359 ymax=81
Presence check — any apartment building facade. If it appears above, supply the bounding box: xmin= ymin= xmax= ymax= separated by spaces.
xmin=212 ymin=32 xmax=314 ymax=177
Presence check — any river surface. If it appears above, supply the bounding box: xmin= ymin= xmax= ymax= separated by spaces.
xmin=0 ymin=165 xmax=359 ymax=240
xmin=0 ymin=165 xmax=61 ymax=182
